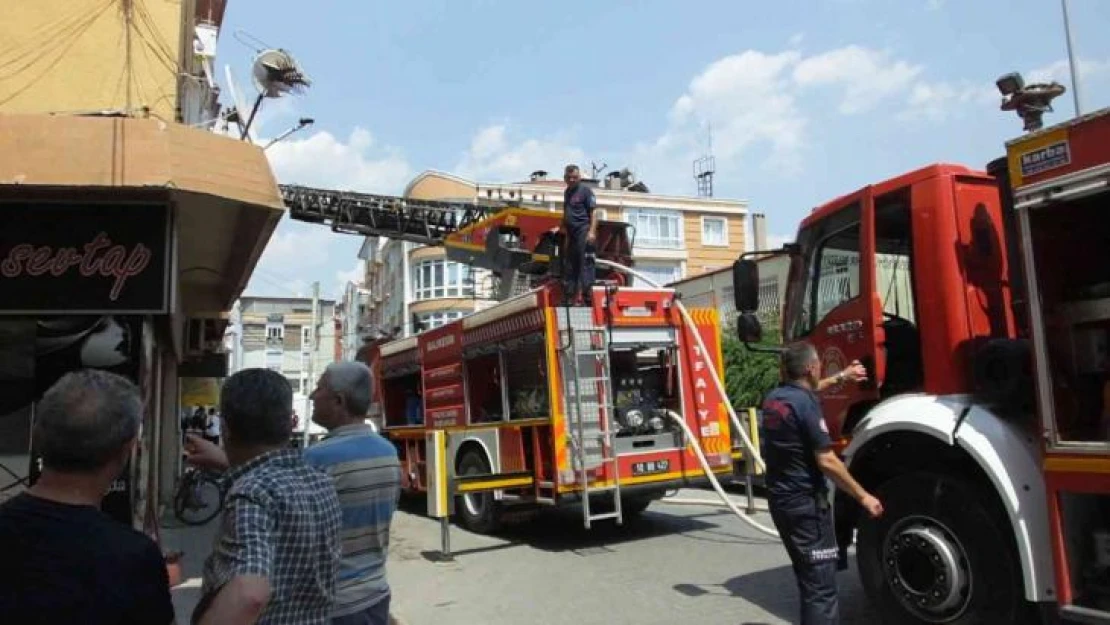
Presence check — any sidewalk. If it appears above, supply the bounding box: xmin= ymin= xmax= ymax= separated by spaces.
xmin=159 ymin=513 xmax=408 ymax=624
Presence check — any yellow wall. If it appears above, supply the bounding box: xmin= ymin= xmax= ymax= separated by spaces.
xmin=406 ymin=174 xmax=474 ymax=202
xmin=684 ymin=212 xmax=746 ymax=276
xmin=1 ymin=0 xmax=185 ymax=120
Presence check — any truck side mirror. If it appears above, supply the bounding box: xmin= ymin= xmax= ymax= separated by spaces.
xmin=732 ymin=259 xmax=759 ymax=313
xmin=737 ymin=312 xmax=763 ymax=344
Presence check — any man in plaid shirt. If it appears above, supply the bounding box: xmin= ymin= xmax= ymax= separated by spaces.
xmin=186 ymin=369 xmax=342 ymax=625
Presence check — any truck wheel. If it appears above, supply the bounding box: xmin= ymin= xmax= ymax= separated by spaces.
xmin=454 ymin=449 xmax=501 ymax=534
xmin=856 ymin=472 xmax=1033 ymax=625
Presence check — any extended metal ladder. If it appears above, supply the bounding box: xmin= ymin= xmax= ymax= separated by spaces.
xmin=559 ymin=318 xmax=622 ymax=528
xmin=281 ymin=184 xmax=493 ymax=245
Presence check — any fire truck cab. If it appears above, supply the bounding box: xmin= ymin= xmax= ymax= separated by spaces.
xmin=733 ymin=90 xmax=1110 ymax=621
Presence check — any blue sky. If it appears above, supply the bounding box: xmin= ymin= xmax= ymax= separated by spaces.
xmin=217 ymin=0 xmax=1110 ymax=302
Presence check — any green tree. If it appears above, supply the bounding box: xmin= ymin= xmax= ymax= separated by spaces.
xmin=721 ymin=319 xmax=782 ymax=410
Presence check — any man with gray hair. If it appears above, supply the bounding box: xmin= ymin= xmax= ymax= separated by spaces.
xmin=185 ymin=362 xmax=400 ymax=625
xmin=0 ymin=369 xmax=175 ymax=625
xmin=304 ymin=361 xmax=401 ymax=625
xmin=760 ymin=341 xmax=882 ymax=625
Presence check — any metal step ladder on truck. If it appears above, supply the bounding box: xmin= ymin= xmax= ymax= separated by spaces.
xmin=730 ymin=74 xmax=1110 ymax=624
xmin=283 ymin=185 xmax=738 ymax=532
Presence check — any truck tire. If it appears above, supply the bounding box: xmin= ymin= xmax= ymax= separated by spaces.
xmin=856 ymin=471 xmax=1034 ymax=625
xmin=454 ymin=448 xmax=501 ymax=534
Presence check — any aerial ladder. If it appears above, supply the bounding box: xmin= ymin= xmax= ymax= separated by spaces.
xmin=280 ymin=183 xmax=634 ymax=299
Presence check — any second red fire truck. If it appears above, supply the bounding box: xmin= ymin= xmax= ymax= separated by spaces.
xmin=733 ymin=76 xmax=1110 ymax=623
xmin=286 ymin=191 xmax=737 ymax=532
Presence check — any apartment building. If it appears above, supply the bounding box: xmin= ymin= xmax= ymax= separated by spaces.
xmin=359 ymin=168 xmax=749 ymax=337
xmin=0 ymin=1 xmax=285 ymax=523
xmin=227 ymin=296 xmax=337 ymax=396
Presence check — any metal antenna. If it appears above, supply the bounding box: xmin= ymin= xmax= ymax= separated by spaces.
xmin=693 ymin=121 xmax=715 ymax=197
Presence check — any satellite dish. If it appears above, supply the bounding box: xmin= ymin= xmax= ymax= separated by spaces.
xmin=236 ymin=48 xmax=311 ymax=141
xmin=251 ymin=49 xmax=310 ymax=99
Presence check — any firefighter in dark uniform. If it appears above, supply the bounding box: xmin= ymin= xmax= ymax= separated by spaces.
xmin=560 ymin=163 xmax=598 ymax=306
xmin=760 ymin=341 xmax=884 ymax=625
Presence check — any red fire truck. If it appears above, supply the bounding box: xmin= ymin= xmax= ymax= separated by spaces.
xmin=733 ymin=77 xmax=1110 ymax=623
xmin=285 ymin=191 xmax=736 ymax=532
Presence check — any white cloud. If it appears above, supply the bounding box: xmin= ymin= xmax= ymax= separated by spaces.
xmin=900 ymin=80 xmax=997 ymax=121
xmin=792 ymin=45 xmax=923 ymax=114
xmin=645 ymin=49 xmax=807 ymax=180
xmin=266 ymin=127 xmax=412 ymax=193
xmin=788 ymin=33 xmax=805 ymax=47
xmin=634 ymin=44 xmax=929 ymax=185
xmin=1027 ymin=58 xmax=1110 ymax=85
xmin=898 ymin=57 xmax=1110 ymax=122
xmin=244 ymin=127 xmax=408 ymax=299
xmin=454 ymin=124 xmax=586 ymax=182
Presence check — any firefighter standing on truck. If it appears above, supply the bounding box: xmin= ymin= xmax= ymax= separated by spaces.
xmin=760 ymin=341 xmax=884 ymax=625
xmin=561 ymin=163 xmax=598 ymax=306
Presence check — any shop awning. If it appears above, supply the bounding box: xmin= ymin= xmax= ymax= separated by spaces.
xmin=0 ymin=113 xmax=285 ymax=317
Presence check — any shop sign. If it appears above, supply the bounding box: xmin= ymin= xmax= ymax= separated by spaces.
xmin=0 ymin=202 xmax=171 ymax=313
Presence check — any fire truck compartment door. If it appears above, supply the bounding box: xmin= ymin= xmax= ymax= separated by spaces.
xmin=842 ymin=393 xmax=1055 ymax=603
xmin=609 ymin=327 xmax=676 ymax=346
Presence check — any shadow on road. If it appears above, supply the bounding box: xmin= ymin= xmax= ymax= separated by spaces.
xmin=674 ymin=563 xmax=881 ymax=624
xmin=487 ymin=505 xmax=776 ymax=554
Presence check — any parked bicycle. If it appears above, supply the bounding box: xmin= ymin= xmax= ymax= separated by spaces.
xmin=173 ymin=466 xmax=226 ymax=526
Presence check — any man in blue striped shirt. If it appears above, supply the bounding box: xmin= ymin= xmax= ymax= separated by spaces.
xmin=305 ymin=362 xmax=402 ymax=625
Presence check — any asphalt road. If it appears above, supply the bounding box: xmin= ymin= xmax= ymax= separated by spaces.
xmin=387 ymin=488 xmax=881 ymax=625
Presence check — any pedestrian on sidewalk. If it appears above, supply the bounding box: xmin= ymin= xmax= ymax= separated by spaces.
xmin=306 ymin=361 xmax=402 ymax=625
xmin=759 ymin=342 xmax=883 ymax=625
xmin=0 ymin=369 xmax=174 ymax=625
xmin=185 ymin=368 xmax=342 ymax=625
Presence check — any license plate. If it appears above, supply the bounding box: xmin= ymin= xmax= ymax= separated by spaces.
xmin=631 ymin=459 xmax=670 ymax=476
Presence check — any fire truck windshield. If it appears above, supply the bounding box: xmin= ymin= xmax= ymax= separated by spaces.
xmin=781 ymin=204 xmax=862 ymax=342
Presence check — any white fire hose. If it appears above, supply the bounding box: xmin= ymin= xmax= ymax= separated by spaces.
xmin=595 ymin=259 xmax=780 ymax=538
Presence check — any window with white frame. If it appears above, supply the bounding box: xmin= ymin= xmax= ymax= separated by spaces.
xmin=412 ymin=259 xmax=475 ymax=300
xmin=301 ymin=326 xmax=312 ymax=352
xmin=701 ymin=216 xmax=728 ymax=246
xmin=416 ymin=310 xmax=465 ymax=330
xmin=625 ymin=208 xmax=683 ymax=249
xmin=265 ymin=324 xmax=284 ymax=351
xmin=633 ymin=262 xmax=683 ymax=287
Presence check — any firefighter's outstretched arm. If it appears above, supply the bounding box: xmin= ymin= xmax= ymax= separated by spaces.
xmin=816 ymin=360 xmax=867 ymax=393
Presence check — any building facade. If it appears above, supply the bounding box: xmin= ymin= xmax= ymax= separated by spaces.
xmin=0 ymin=0 xmax=284 ymax=527
xmin=335 ymin=281 xmax=371 ymax=361
xmin=228 ymin=296 xmax=338 ymax=396
xmin=359 ymin=169 xmax=749 ymax=338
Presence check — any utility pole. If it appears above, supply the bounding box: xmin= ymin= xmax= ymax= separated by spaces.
xmin=301 ymin=281 xmax=320 ymax=449
xmin=1062 ymin=0 xmax=1083 ymax=115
